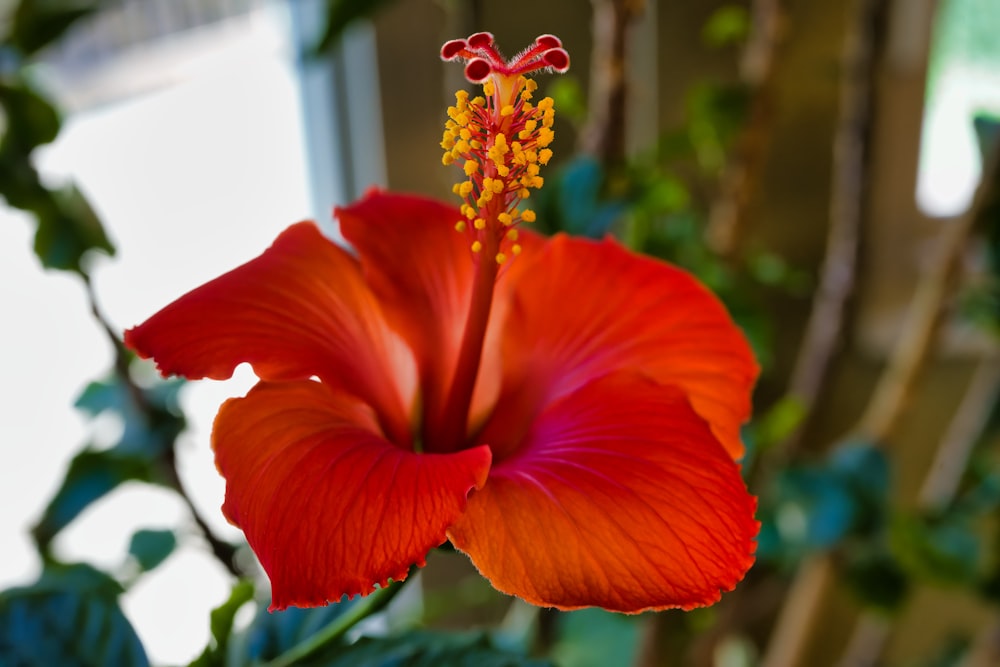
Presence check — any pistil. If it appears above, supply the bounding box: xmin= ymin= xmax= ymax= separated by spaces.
xmin=433 ymin=33 xmax=569 ymax=452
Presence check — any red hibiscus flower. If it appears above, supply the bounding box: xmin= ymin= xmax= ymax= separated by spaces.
xmin=124 ymin=33 xmax=758 ymax=613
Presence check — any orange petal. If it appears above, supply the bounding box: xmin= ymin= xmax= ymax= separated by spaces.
xmin=491 ymin=234 xmax=757 ymax=459
xmin=213 ymin=380 xmax=492 ymax=610
xmin=449 ymin=372 xmax=757 ymax=612
xmin=337 ymin=192 xmax=479 ymax=434
xmin=124 ymin=222 xmax=416 ymax=445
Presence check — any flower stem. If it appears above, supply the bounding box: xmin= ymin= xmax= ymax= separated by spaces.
xmin=434 ymin=236 xmax=500 ymax=452
xmin=263 ymin=578 xmax=408 ymax=667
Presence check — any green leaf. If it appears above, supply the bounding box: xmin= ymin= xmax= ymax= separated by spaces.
xmin=8 ymin=0 xmax=96 ymax=56
xmin=227 ymin=597 xmax=361 ymax=666
xmin=31 ymin=448 xmax=156 ymax=552
xmin=190 ymin=580 xmax=255 ymax=667
xmin=323 ymin=631 xmax=551 ymax=667
xmin=127 ymin=529 xmax=177 ymax=573
xmin=0 ymin=563 xmax=149 ymax=666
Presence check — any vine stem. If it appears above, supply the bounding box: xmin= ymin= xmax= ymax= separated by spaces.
xmin=263 ymin=578 xmax=408 ymax=667
xmin=80 ymin=272 xmax=243 ymax=578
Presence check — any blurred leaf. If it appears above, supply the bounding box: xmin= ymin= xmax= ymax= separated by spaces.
xmin=7 ymin=0 xmax=96 ymax=56
xmin=0 ymin=80 xmax=61 ymax=153
xmin=32 ymin=373 xmax=186 ymax=550
xmin=764 ymin=442 xmax=891 ymax=555
xmin=774 ymin=468 xmax=855 ymax=549
xmin=313 ymin=0 xmax=398 ymax=53
xmin=190 ymin=580 xmax=255 ymax=667
xmin=702 ymin=5 xmax=750 ymax=47
xmin=891 ymin=513 xmax=982 ymax=585
xmin=551 ymin=609 xmax=639 ymax=667
xmin=323 ymin=631 xmax=551 ymax=667
xmin=227 ymin=596 xmax=361 ymax=666
xmin=541 ymin=157 xmax=627 ymax=237
xmin=843 ymin=550 xmax=910 ymax=612
xmin=76 ymin=372 xmax=185 ymax=457
xmin=31 ymin=448 xmax=155 ymax=552
xmin=753 ymin=396 xmax=806 ymax=450
xmin=828 ymin=441 xmax=891 ymax=525
xmin=546 ymin=76 xmax=588 ymax=127
xmin=0 ymin=563 xmax=149 ymax=666
xmin=127 ymin=528 xmax=177 ymax=573
xmin=31 ymin=183 xmax=116 ymax=272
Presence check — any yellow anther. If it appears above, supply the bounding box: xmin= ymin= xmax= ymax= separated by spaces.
xmin=462 ymin=204 xmax=475 ymax=219
xmin=459 ymin=181 xmax=474 ymax=197
xmin=471 ymin=96 xmax=485 ymax=106
xmin=442 ymin=153 xmax=455 ymax=166
xmin=455 ymin=220 xmax=467 ymax=232
xmin=506 ymin=229 xmax=519 ymax=241
xmin=491 ymin=179 xmax=504 ymax=194
xmin=460 ymin=128 xmax=472 ymax=141
xmin=474 ymin=217 xmax=486 ymax=230
xmin=501 ymin=105 xmax=515 ymax=117
xmin=471 ymin=241 xmax=482 ymax=253
xmin=518 ymin=188 xmax=531 ymax=199
xmin=463 ymin=161 xmax=477 ymax=176
xmin=483 ymin=80 xmax=495 ymax=96
xmin=496 ymin=164 xmax=510 ymax=177
xmin=527 ymin=163 xmax=540 ymax=177
xmin=495 ymin=252 xmax=507 ymax=264
xmin=521 ymin=209 xmax=536 ymax=223
xmin=538 ymin=149 xmax=553 ymax=165
xmin=452 ymin=183 xmax=461 ymax=194
xmin=512 ymin=244 xmax=522 ymax=255
xmin=455 ymin=139 xmax=471 ymax=153
xmin=470 ymin=140 xmax=482 ymax=150
xmin=537 ymin=128 xmax=554 ymax=147
xmin=538 ymin=97 xmax=554 ymax=111
xmin=524 ymin=79 xmax=538 ymax=93
xmin=498 ymin=212 xmax=513 ymax=226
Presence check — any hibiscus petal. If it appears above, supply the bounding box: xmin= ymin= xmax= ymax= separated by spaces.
xmin=490 ymin=234 xmax=757 ymax=459
xmin=213 ymin=380 xmax=492 ymax=610
xmin=124 ymin=221 xmax=416 ymax=444
xmin=337 ymin=192 xmax=474 ymax=434
xmin=449 ymin=372 xmax=758 ymax=613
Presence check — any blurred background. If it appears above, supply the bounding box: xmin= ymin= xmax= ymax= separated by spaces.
xmin=3 ymin=0 xmax=1000 ymax=665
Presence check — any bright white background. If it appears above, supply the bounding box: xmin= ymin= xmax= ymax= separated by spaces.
xmin=0 ymin=5 xmax=313 ymax=663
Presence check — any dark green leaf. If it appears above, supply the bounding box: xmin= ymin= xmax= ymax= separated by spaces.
xmin=75 ymin=373 xmax=185 ymax=458
xmin=0 ymin=80 xmax=61 ymax=152
xmin=127 ymin=528 xmax=177 ymax=573
xmin=313 ymin=0 xmax=398 ymax=53
xmin=31 ymin=448 xmax=155 ymax=552
xmin=0 ymin=563 xmax=149 ymax=667
xmin=31 ymin=183 xmax=116 ymax=272
xmin=843 ymin=550 xmax=910 ymax=612
xmin=190 ymin=580 xmax=255 ymax=667
xmin=8 ymin=0 xmax=96 ymax=56
xmin=324 ymin=631 xmax=551 ymax=667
